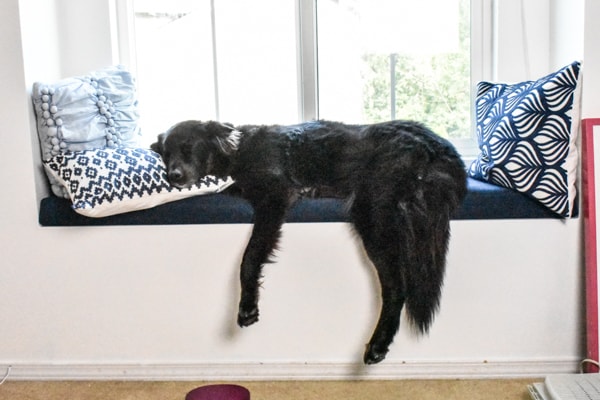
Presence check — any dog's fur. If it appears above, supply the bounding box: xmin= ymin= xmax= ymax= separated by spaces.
xmin=151 ymin=119 xmax=467 ymax=364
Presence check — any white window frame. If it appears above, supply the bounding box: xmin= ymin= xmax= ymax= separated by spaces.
xmin=296 ymin=0 xmax=319 ymax=122
xmin=110 ymin=0 xmax=137 ymax=75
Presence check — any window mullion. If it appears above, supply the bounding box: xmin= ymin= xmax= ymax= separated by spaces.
xmin=110 ymin=0 xmax=137 ymax=72
xmin=297 ymin=0 xmax=319 ymax=122
xmin=210 ymin=0 xmax=221 ymax=121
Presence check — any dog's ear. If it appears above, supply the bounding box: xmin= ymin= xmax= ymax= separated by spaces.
xmin=207 ymin=121 xmax=241 ymax=155
xmin=150 ymin=133 xmax=166 ymax=155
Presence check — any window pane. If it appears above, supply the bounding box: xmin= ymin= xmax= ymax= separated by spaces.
xmin=133 ymin=0 xmax=216 ymax=141
xmin=317 ymin=0 xmax=471 ymax=140
xmin=214 ymin=0 xmax=298 ymax=125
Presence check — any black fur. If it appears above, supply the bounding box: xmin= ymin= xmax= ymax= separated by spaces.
xmin=151 ymin=119 xmax=467 ymax=364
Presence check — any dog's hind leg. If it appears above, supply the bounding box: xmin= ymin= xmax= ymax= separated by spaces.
xmin=363 ymin=257 xmax=406 ymax=365
xmin=237 ymin=186 xmax=290 ymax=328
xmin=350 ymin=193 xmax=406 ymax=365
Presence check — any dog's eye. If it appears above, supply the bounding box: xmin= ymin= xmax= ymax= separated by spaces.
xmin=181 ymin=146 xmax=192 ymax=160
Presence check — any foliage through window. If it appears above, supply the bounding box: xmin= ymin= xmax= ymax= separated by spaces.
xmin=131 ymin=0 xmax=471 ymax=148
xmin=317 ymin=0 xmax=470 ymax=141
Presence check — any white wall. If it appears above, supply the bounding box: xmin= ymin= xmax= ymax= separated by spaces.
xmin=494 ymin=0 xmax=550 ymax=82
xmin=493 ymin=0 xmax=584 ymax=82
xmin=0 ymin=0 xmax=589 ymax=380
xmin=550 ymin=0 xmax=585 ymax=71
xmin=582 ymin=0 xmax=600 ymax=118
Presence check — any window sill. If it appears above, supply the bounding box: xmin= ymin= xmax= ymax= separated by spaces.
xmin=38 ymin=178 xmax=563 ymax=227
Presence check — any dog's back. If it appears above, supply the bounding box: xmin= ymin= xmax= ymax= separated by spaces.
xmin=238 ymin=120 xmax=466 ymax=203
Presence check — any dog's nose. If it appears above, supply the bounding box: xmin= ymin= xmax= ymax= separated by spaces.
xmin=168 ymin=168 xmax=184 ymax=183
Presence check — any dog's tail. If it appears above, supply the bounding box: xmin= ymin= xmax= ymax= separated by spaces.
xmin=401 ymin=168 xmax=466 ymax=335
xmin=402 ymin=212 xmax=451 ymax=334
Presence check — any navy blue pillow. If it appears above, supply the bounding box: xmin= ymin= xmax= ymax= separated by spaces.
xmin=468 ymin=61 xmax=581 ymax=217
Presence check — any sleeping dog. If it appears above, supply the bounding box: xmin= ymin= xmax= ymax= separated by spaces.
xmin=151 ymin=119 xmax=467 ymax=364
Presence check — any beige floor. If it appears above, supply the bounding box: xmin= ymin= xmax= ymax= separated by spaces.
xmin=0 ymin=379 xmax=538 ymax=400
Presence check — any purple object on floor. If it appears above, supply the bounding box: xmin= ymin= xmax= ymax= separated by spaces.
xmin=185 ymin=384 xmax=250 ymax=400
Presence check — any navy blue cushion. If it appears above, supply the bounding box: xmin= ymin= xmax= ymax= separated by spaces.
xmin=38 ymin=178 xmax=563 ymax=226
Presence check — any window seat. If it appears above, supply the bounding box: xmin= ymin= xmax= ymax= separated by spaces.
xmin=38 ymin=178 xmax=564 ymax=227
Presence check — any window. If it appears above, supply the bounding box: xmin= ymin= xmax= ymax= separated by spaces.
xmin=121 ymin=0 xmax=478 ymax=158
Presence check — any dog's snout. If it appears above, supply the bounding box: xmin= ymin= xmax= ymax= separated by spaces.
xmin=168 ymin=168 xmax=184 ymax=183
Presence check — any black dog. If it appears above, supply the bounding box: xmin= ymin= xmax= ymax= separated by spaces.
xmin=151 ymin=120 xmax=467 ymax=364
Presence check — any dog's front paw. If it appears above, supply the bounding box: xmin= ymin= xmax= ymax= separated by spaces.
xmin=363 ymin=343 xmax=389 ymax=365
xmin=237 ymin=306 xmax=259 ymax=327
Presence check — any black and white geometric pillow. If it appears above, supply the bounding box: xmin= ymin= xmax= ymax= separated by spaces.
xmin=468 ymin=61 xmax=581 ymax=217
xmin=43 ymin=147 xmax=234 ymax=218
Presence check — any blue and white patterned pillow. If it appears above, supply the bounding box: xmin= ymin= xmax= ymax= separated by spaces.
xmin=43 ymin=148 xmax=234 ymax=218
xmin=468 ymin=61 xmax=582 ymax=217
xmin=32 ymin=66 xmax=142 ymax=199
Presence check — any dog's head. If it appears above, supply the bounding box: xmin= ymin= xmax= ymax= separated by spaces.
xmin=150 ymin=120 xmax=241 ymax=188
